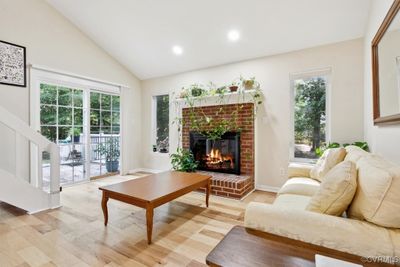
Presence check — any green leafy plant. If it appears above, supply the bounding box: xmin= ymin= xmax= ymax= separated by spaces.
xmin=315 ymin=142 xmax=340 ymax=157
xmin=170 ymin=148 xmax=198 ymax=172
xmin=96 ymin=137 xmax=120 ymax=162
xmin=316 ymin=141 xmax=369 ymax=157
xmin=240 ymin=76 xmax=260 ymax=90
xmin=69 ymin=128 xmax=81 ymax=136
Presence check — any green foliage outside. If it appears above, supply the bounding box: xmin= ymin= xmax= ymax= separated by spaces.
xmin=40 ymin=84 xmax=120 ymax=143
xmin=156 ymin=95 xmax=169 ymax=151
xmin=294 ymin=77 xmax=326 ymax=159
xmin=170 ymin=148 xmax=198 ymax=172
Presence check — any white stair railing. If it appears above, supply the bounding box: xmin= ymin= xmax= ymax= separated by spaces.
xmin=0 ymin=105 xmax=60 ymax=196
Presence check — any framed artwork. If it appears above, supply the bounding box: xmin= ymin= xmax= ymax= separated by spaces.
xmin=0 ymin=40 xmax=26 ymax=87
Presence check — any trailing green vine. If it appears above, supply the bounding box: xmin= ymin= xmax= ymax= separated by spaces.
xmin=173 ymin=76 xmax=263 ymax=142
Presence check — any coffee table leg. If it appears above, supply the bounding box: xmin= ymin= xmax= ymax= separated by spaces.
xmin=206 ymin=179 xmax=211 ymax=208
xmin=101 ymin=192 xmax=109 ymax=226
xmin=146 ymin=205 xmax=154 ymax=245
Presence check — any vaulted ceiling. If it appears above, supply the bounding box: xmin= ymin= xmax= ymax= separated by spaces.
xmin=47 ymin=0 xmax=371 ymax=80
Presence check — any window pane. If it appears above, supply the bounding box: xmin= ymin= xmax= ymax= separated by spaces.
xmin=58 ymin=126 xmax=72 ymax=142
xmin=90 ymin=92 xmax=100 ymax=109
xmin=112 ymin=126 xmax=120 ymax=135
xmin=41 ymin=126 xmax=57 ymax=142
xmin=90 ymin=110 xmax=100 ymax=126
xmin=101 ymin=127 xmax=112 ymax=134
xmin=58 ymin=107 xmax=73 ymax=125
xmin=111 ymin=112 xmax=120 ymax=126
xmin=112 ymin=96 xmax=120 ymax=111
xmin=101 ymin=94 xmax=111 ymax=110
xmin=101 ymin=111 xmax=111 ymax=126
xmin=74 ymin=108 xmax=83 ymax=125
xmin=90 ymin=126 xmax=100 ymax=134
xmin=155 ymin=95 xmax=169 ymax=152
xmin=40 ymin=105 xmax=57 ymax=125
xmin=58 ymin=87 xmax=72 ymax=106
xmin=294 ymin=77 xmax=326 ymax=159
xmin=73 ymin=90 xmax=83 ymax=107
xmin=40 ymin=84 xmax=57 ymax=105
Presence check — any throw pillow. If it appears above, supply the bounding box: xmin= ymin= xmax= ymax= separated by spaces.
xmin=348 ymin=155 xmax=400 ymax=228
xmin=310 ymin=147 xmax=346 ymax=182
xmin=307 ymin=161 xmax=357 ymax=216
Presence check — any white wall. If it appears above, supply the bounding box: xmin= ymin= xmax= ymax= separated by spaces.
xmin=141 ymin=39 xmax=364 ymax=189
xmin=0 ymin=0 xmax=142 ymax=177
xmin=364 ymin=0 xmax=400 ymax=164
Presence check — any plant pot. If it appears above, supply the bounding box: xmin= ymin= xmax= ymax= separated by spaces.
xmin=243 ymin=80 xmax=255 ymax=90
xmin=159 ymin=148 xmax=168 ymax=153
xmin=73 ymin=135 xmax=80 ymax=143
xmin=106 ymin=160 xmax=119 ymax=172
xmin=153 ymin=147 xmax=157 ymax=152
xmin=229 ymin=86 xmax=238 ymax=92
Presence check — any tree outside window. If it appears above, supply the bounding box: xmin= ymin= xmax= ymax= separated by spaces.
xmin=155 ymin=95 xmax=169 ymax=152
xmin=294 ymin=77 xmax=327 ymax=159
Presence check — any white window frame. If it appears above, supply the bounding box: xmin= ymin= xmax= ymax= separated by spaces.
xmin=29 ymin=65 xmax=126 ymax=181
xmin=151 ymin=94 xmax=170 ymax=154
xmin=289 ymin=67 xmax=332 ymax=163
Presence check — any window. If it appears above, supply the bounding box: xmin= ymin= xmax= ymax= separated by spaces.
xmin=154 ymin=95 xmax=169 ymax=153
xmin=292 ymin=75 xmax=328 ymax=160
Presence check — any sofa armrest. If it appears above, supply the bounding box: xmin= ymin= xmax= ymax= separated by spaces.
xmin=244 ymin=202 xmax=395 ymax=258
xmin=288 ymin=163 xmax=313 ymax=178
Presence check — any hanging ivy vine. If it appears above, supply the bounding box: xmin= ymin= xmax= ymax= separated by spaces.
xmin=173 ymin=76 xmax=263 ymax=143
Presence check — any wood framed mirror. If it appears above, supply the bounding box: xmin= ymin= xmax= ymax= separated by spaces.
xmin=372 ymin=0 xmax=400 ymax=125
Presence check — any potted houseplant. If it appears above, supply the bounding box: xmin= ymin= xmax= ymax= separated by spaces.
xmin=69 ymin=128 xmax=81 ymax=143
xmin=158 ymin=136 xmax=169 ymax=153
xmin=241 ymin=76 xmax=260 ymax=90
xmin=229 ymin=82 xmax=239 ymax=92
xmin=170 ymin=148 xmax=198 ymax=172
xmin=190 ymin=84 xmax=205 ymax=97
xmin=96 ymin=137 xmax=120 ymax=172
xmin=152 ymin=144 xmax=157 ymax=152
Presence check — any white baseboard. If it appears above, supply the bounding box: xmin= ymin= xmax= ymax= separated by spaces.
xmin=128 ymin=168 xmax=163 ymax=174
xmin=255 ymin=184 xmax=280 ymax=193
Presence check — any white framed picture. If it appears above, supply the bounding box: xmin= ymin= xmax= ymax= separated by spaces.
xmin=0 ymin=40 xmax=26 ymax=87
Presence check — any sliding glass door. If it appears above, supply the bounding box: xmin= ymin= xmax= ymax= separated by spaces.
xmin=40 ymin=83 xmax=120 ymax=185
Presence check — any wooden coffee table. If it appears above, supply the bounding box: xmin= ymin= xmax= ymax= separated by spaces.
xmin=206 ymin=226 xmax=393 ymax=267
xmin=99 ymin=171 xmax=211 ymax=244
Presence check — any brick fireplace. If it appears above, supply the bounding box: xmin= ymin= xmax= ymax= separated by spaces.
xmin=182 ymin=103 xmax=255 ymax=199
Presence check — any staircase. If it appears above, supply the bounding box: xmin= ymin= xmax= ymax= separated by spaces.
xmin=0 ymin=105 xmax=60 ymax=214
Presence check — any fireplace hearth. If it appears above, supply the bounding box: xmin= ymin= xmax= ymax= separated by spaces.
xmin=190 ymin=132 xmax=240 ymax=174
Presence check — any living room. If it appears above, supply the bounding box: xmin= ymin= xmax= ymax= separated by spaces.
xmin=0 ymin=0 xmax=400 ymax=266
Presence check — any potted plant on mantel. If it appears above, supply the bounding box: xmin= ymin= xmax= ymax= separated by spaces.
xmin=241 ymin=76 xmax=260 ymax=90
xmin=96 ymin=137 xmax=120 ymax=172
xmin=229 ymin=82 xmax=239 ymax=92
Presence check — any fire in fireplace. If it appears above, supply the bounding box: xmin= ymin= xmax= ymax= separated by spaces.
xmin=190 ymin=132 xmax=240 ymax=174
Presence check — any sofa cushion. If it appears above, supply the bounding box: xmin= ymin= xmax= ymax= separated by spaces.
xmin=348 ymin=155 xmax=400 ymax=228
xmin=344 ymin=145 xmax=369 ymax=163
xmin=306 ymin=161 xmax=357 ymax=216
xmin=273 ymin=194 xmax=311 ymax=210
xmin=244 ymin=202 xmax=396 ymax=258
xmin=310 ymin=148 xmax=346 ymax=182
xmin=278 ymin=177 xmax=320 ymax=197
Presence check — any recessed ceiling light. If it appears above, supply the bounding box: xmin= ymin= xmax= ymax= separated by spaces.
xmin=172 ymin=45 xmax=183 ymax=55
xmin=228 ymin=30 xmax=240 ymax=42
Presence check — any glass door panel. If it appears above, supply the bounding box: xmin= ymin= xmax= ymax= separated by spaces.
xmin=89 ymin=92 xmax=120 ymax=178
xmin=40 ymin=83 xmax=87 ymax=186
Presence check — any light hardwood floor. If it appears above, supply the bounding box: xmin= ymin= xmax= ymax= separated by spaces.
xmin=0 ymin=174 xmax=275 ymax=267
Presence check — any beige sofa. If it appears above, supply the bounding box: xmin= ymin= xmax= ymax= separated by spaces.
xmin=244 ymin=146 xmax=400 ymax=260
